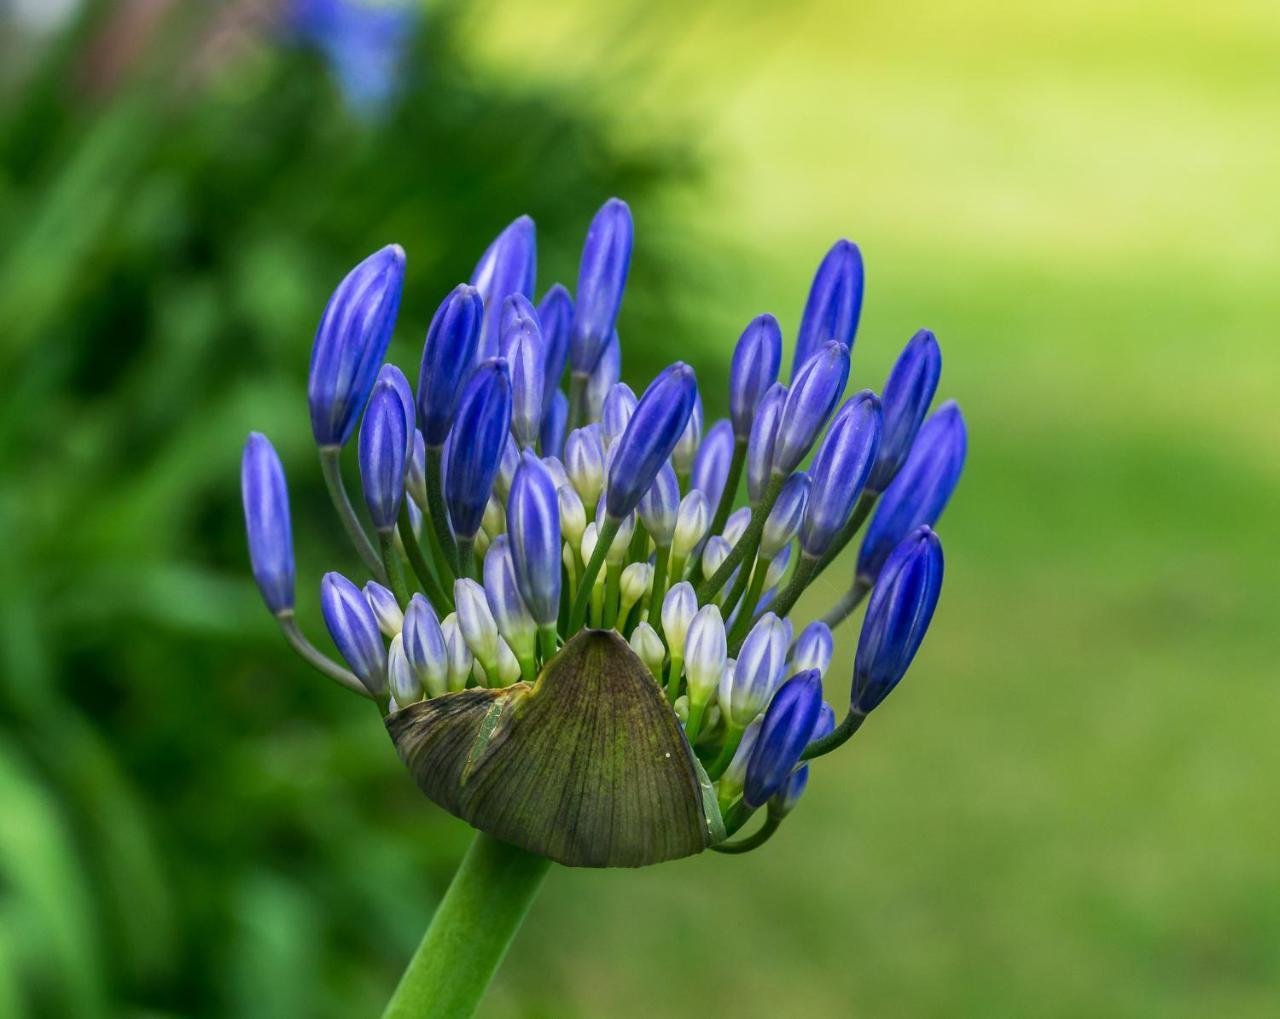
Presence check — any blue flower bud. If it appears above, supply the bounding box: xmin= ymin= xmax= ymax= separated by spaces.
xmin=453 ymin=578 xmax=501 ymax=670
xmin=810 ymin=702 xmax=836 ymax=743
xmin=565 ymin=424 xmax=606 ymax=510
xmin=772 ymin=340 xmax=850 ymax=476
xmin=401 ymin=595 xmax=447 ymax=698
xmin=791 ymin=239 xmax=864 ymax=375
xmin=852 ymin=526 xmax=944 ymax=714
xmin=503 ymin=305 xmax=545 ymax=450
xmin=570 ymin=198 xmax=632 ymax=373
xmin=661 ymin=582 xmax=698 ymax=660
xmin=494 ymin=432 xmax=520 ymax=502
xmin=747 ymin=382 xmax=786 ymax=505
xmin=241 ymin=433 xmax=295 ymax=615
xmin=722 ymin=613 xmax=788 ymax=726
xmin=730 ymin=313 xmax=783 ymax=440
xmin=857 ymin=401 xmax=966 ymax=582
xmin=722 ymin=507 xmax=752 ymax=546
xmin=743 ymin=669 xmax=823 ymax=808
xmin=440 ymin=613 xmax=474 ymax=692
xmin=700 ymin=534 xmax=733 ymax=580
xmin=791 ymin=620 xmax=833 ymax=677
xmin=321 ymin=572 xmax=388 ymax=698
xmin=671 ymin=490 xmax=710 ymax=565
xmin=363 ymin=580 xmax=404 ymax=638
xmin=308 ymin=244 xmax=405 ymax=447
xmin=558 ymin=484 xmax=587 ymax=548
xmin=600 ymin=382 xmax=637 ymax=448
xmin=483 ymin=534 xmax=537 ymax=663
xmin=388 ymin=633 xmax=425 ymax=706
xmin=605 ymin=363 xmax=698 ymax=520
xmin=507 ymin=452 xmax=561 ymax=627
xmin=672 ymin=393 xmax=702 ymax=477
xmin=471 ymin=215 xmax=536 ymax=362
xmin=638 ymin=461 xmax=679 ymax=548
xmin=691 ymin=418 xmax=734 ymax=509
xmin=358 ymin=377 xmax=409 ymax=531
xmin=377 ymin=363 xmax=416 ymax=458
xmin=406 ymin=429 xmax=427 ymax=508
xmin=536 ymin=284 xmax=573 ymax=412
xmin=417 ymin=284 xmax=484 ymax=446
xmin=499 ymin=294 xmax=538 ymax=358
xmin=542 ymin=456 xmax=569 ymax=490
xmin=760 ymin=471 xmax=810 ymax=560
xmin=445 ymin=359 xmax=512 ymax=540
xmin=800 ymin=389 xmax=882 ymax=557
xmin=584 ymin=331 xmax=621 ymax=422
xmin=866 ymin=329 xmax=942 ymax=494
xmin=684 ymin=604 xmax=727 ymax=705
xmin=764 ymin=543 xmax=791 ymax=588
xmin=769 ymin=763 xmax=809 ymax=817
xmin=720 ymin=716 xmax=762 ymax=798
xmin=541 ymin=390 xmax=568 ymax=460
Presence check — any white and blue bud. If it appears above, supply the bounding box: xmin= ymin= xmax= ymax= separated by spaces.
xmin=600 ymin=382 xmax=637 ymax=449
xmin=558 ymin=484 xmax=587 ymax=549
xmin=320 ymin=572 xmax=387 ymax=699
xmin=483 ymin=534 xmax=538 ymax=663
xmin=760 ymin=472 xmax=811 ymax=559
xmin=363 ymin=581 xmax=404 ymax=638
xmin=791 ymin=620 xmax=834 ymax=678
xmin=724 ymin=613 xmax=788 ymax=727
xmin=440 ymin=613 xmax=474 ymax=693
xmin=454 ymin=578 xmax=501 ymax=672
xmin=661 ymin=582 xmax=698 ymax=661
xmin=629 ymin=622 xmax=666 ymax=681
xmin=683 ymin=604 xmax=727 ymax=706
xmin=619 ymin=562 xmax=654 ymax=623
xmin=387 ymin=633 xmax=424 ymax=706
xmin=637 ymin=461 xmax=679 ymax=548
xmin=402 ymin=593 xmax=448 ymax=698
xmin=565 ymin=424 xmax=606 ymax=511
xmin=672 ymin=393 xmax=702 ymax=477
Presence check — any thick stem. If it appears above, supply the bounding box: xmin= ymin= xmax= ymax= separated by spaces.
xmin=567 ymin=515 xmax=620 ymax=633
xmin=567 ymin=371 xmax=589 ymax=432
xmin=706 ymin=438 xmax=748 ymax=538
xmin=710 ymin=813 xmax=783 ymax=855
xmin=705 ymin=722 xmax=744 ymax=780
xmin=602 ymin=562 xmax=622 ymax=628
xmin=801 ymin=709 xmax=865 ymax=761
xmin=821 ymin=577 xmax=871 ymax=630
xmin=379 ymin=530 xmax=411 ymax=607
xmin=397 ymin=503 xmax=452 ymax=611
xmin=276 ymin=614 xmax=370 ymax=699
xmin=425 ymin=445 xmax=460 ymax=576
xmin=724 ymin=554 xmax=768 ymax=640
xmin=666 ymin=652 xmax=684 ymax=706
xmin=319 ymin=446 xmax=387 ymax=583
xmin=381 ymin=833 xmax=551 ymax=1019
xmin=648 ymin=545 xmax=670 ymax=632
xmin=696 ymin=474 xmax=784 ymax=603
xmin=457 ymin=537 xmax=477 ymax=582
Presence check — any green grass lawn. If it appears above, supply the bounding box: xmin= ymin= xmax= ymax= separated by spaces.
xmin=467 ymin=2 xmax=1280 ymax=1014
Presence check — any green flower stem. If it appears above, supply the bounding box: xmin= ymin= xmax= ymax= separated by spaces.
xmin=627 ymin=520 xmax=649 ymax=565
xmin=381 ymin=832 xmax=551 ymax=1019
xmin=379 ymin=530 xmax=411 ymax=607
xmin=567 ymin=515 xmax=620 ymax=633
xmin=710 ymin=813 xmax=783 ymax=855
xmin=537 ymin=625 xmax=558 ymax=666
xmin=705 ymin=722 xmax=745 ymax=781
xmin=724 ymin=554 xmax=768 ymax=642
xmin=696 ymin=474 xmax=784 ymax=603
xmin=684 ymin=698 xmax=709 ymax=744
xmin=820 ymin=577 xmax=871 ymax=630
xmin=276 ymin=613 xmax=371 ymax=699
xmin=666 ymin=652 xmax=684 ymax=705
xmin=567 ymin=371 xmax=589 ymax=432
xmin=801 ymin=709 xmax=865 ymax=761
xmin=589 ymin=583 xmax=604 ymax=627
xmin=319 ymin=446 xmax=387 ymax=583
xmin=647 ymin=544 xmax=670 ymax=632
xmin=457 ymin=537 xmax=477 ymax=582
xmin=397 ymin=504 xmax=452 ymax=611
xmin=750 ymin=553 xmax=819 ymax=644
xmin=425 ymin=445 xmax=460 ymax=576
xmin=602 ymin=562 xmax=622 ymax=628
xmin=706 ymin=438 xmax=748 ymax=538
xmin=812 ymin=489 xmax=878 ymax=581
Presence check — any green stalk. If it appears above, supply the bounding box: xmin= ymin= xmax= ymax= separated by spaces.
xmin=425 ymin=445 xmax=459 ymax=575
xmin=696 ymin=474 xmax=784 ymax=603
xmin=648 ymin=545 xmax=670 ymax=633
xmin=567 ymin=515 xmax=620 ymax=633
xmin=665 ymin=652 xmax=684 ymax=706
xmin=276 ymin=614 xmax=370 ymax=699
xmin=710 ymin=813 xmax=783 ymax=855
xmin=627 ymin=520 xmax=649 ymax=565
xmin=706 ymin=438 xmax=747 ymax=538
xmin=756 ymin=554 xmax=819 ymax=634
xmin=457 ymin=537 xmax=477 ymax=582
xmin=381 ymin=833 xmax=551 ymax=1019
xmin=379 ymin=531 xmax=411 ymax=607
xmin=397 ymin=503 xmax=452 ymax=611
xmin=801 ymin=710 xmax=865 ymax=761
xmin=813 ymin=490 xmax=878 ymax=581
xmin=319 ymin=446 xmax=387 ymax=583
xmin=684 ymin=698 xmax=709 ymax=745
xmin=537 ymin=625 xmax=558 ymax=666
xmin=602 ymin=562 xmax=622 ymax=628
xmin=567 ymin=371 xmax=589 ymax=432
xmin=705 ymin=722 xmax=745 ymax=781
xmin=820 ymin=577 xmax=871 ymax=629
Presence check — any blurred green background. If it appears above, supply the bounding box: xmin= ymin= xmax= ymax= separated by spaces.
xmin=1 ymin=1 xmax=1276 ymax=1016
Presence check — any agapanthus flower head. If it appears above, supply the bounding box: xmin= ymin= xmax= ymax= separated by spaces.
xmin=471 ymin=215 xmax=537 ymax=362
xmin=570 ymin=198 xmax=633 ymax=374
xmin=857 ymin=400 xmax=966 ymax=583
xmin=244 ymin=202 xmax=965 ymax=868
xmin=308 ymin=244 xmax=405 ymax=447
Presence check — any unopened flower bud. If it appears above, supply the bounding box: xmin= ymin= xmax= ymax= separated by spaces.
xmin=791 ymin=621 xmax=834 ymax=677
xmin=471 ymin=215 xmax=536 ymax=363
xmin=792 ymin=238 xmax=863 ymax=375
xmin=565 ymin=425 xmax=606 ymax=510
xmin=416 ymin=283 xmax=483 ymax=445
xmin=672 ymin=393 xmax=702 ymax=477
xmin=691 ymin=417 xmax=733 ymax=509
xmin=744 ymin=669 xmax=823 ymax=808
xmin=638 ymin=461 xmax=679 ymax=548
xmin=454 ymin=578 xmax=501 ymax=672
xmin=388 ymin=633 xmax=424 ymax=706
xmin=723 ymin=613 xmax=788 ymax=727
xmin=600 ymin=382 xmax=637 ymax=449
xmin=440 ymin=613 xmax=474 ymax=693
xmin=445 ymin=359 xmax=512 ymax=541
xmin=494 ymin=637 xmax=522 ymax=686
xmin=760 ymin=472 xmax=810 ymax=559
xmin=730 ymin=313 xmax=782 ymax=440
xmin=358 ymin=377 xmax=408 ymax=531
xmin=629 ymin=622 xmax=666 ymax=681
xmin=671 ymin=490 xmax=710 ymax=565
xmin=321 ymin=572 xmax=387 ymax=698
xmin=773 ymin=341 xmax=849 ymax=476
xmin=570 ymin=198 xmax=632 ymax=374
xmin=508 ymin=452 xmax=562 ymax=627
xmin=747 ymin=382 xmax=786 ymax=505
xmin=605 ymin=363 xmax=699 ymax=520
xmin=619 ymin=562 xmax=654 ymax=622
xmin=483 ymin=534 xmax=537 ymax=664
xmin=363 ymin=581 xmax=404 ymax=638
xmin=403 ymin=593 xmax=448 ymax=698
xmin=684 ymin=604 xmax=726 ymax=706
xmin=241 ymin=433 xmax=294 ymax=616
xmin=661 ymin=582 xmax=698 ymax=660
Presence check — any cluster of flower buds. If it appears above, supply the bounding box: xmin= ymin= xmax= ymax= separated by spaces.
xmin=241 ymin=198 xmax=967 ymax=865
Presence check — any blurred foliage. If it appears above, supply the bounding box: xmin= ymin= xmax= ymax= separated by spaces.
xmin=0 ymin=2 xmax=699 ymax=1015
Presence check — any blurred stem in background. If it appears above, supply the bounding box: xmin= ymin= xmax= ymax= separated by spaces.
xmin=0 ymin=0 xmax=700 ymax=1013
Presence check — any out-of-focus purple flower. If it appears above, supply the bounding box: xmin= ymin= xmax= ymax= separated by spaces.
xmin=866 ymin=329 xmax=942 ymax=494
xmin=772 ymin=341 xmax=850 ymax=477
xmin=857 ymin=401 xmax=966 ymax=582
xmin=321 ymin=572 xmax=387 ymax=698
xmin=445 ymin=359 xmax=511 ymax=541
xmin=791 ymin=239 xmax=864 ymax=375
xmin=743 ymin=669 xmax=823 ymax=808
xmin=308 ymin=244 xmax=405 ymax=447
xmin=241 ymin=433 xmax=294 ymax=615
xmin=537 ymin=284 xmax=573 ymax=412
xmin=507 ymin=453 xmax=561 ymax=627
xmin=730 ymin=314 xmax=782 ymax=440
xmin=417 ymin=284 xmax=483 ymax=447
xmin=800 ymin=389 xmax=882 ymax=557
xmin=691 ymin=418 xmax=734 ymax=509
xmin=747 ymin=382 xmax=786 ymax=505
xmin=358 ymin=376 xmax=409 ymax=531
xmin=852 ymin=526 xmax=944 ymax=714
xmin=605 ymin=363 xmax=698 ymax=520
xmin=570 ymin=199 xmax=633 ymax=374
xmin=471 ymin=216 xmax=537 ymax=362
